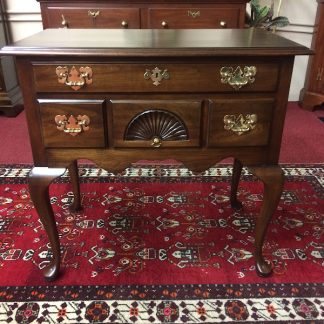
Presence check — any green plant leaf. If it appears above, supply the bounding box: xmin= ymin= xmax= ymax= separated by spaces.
xmin=253 ymin=6 xmax=271 ymax=26
xmin=248 ymin=0 xmax=289 ymax=29
xmin=251 ymin=0 xmax=261 ymax=10
xmin=264 ymin=16 xmax=290 ymax=29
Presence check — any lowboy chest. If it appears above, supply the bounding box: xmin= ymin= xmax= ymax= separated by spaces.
xmin=1 ymin=28 xmax=311 ymax=281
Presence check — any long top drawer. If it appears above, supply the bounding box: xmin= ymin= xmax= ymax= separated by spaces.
xmin=33 ymin=62 xmax=280 ymax=93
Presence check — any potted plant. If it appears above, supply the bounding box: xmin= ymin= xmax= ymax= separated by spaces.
xmin=247 ymin=0 xmax=289 ymax=30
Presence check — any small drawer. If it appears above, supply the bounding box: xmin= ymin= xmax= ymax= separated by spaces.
xmin=45 ymin=7 xmax=140 ymax=28
xmin=33 ymin=62 xmax=280 ymax=93
xmin=147 ymin=8 xmax=240 ymax=29
xmin=111 ymin=100 xmax=202 ymax=148
xmin=39 ymin=99 xmax=106 ymax=148
xmin=207 ymin=98 xmax=274 ymax=147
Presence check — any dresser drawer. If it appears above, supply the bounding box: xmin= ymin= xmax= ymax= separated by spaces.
xmin=33 ymin=62 xmax=279 ymax=93
xmin=207 ymin=98 xmax=274 ymax=147
xmin=44 ymin=7 xmax=140 ymax=28
xmin=39 ymin=99 xmax=106 ymax=148
xmin=111 ymin=100 xmax=202 ymax=148
xmin=147 ymin=8 xmax=240 ymax=29
xmin=39 ymin=1 xmax=249 ymax=29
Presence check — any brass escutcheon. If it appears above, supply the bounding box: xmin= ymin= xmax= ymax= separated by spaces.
xmin=144 ymin=67 xmax=170 ymax=86
xmin=56 ymin=66 xmax=93 ymax=91
xmin=223 ymin=114 xmax=258 ymax=135
xmin=188 ymin=10 xmax=200 ymax=18
xmin=220 ymin=66 xmax=257 ymax=90
xmin=55 ymin=114 xmax=90 ymax=136
xmin=88 ymin=10 xmax=100 ymax=18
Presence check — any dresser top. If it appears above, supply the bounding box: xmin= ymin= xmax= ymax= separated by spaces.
xmin=1 ymin=28 xmax=311 ymax=57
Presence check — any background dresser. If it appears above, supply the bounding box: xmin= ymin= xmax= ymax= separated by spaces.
xmin=37 ymin=0 xmax=249 ymax=29
xmin=299 ymin=0 xmax=324 ymax=111
xmin=0 ymin=1 xmax=22 ymax=117
xmin=1 ymin=28 xmax=310 ymax=281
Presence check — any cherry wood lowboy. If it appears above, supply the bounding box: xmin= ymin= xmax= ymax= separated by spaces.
xmin=1 ymin=28 xmax=311 ymax=281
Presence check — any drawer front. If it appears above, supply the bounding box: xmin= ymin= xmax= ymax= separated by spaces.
xmin=207 ymin=98 xmax=274 ymax=147
xmin=147 ymin=8 xmax=240 ymax=29
xmin=39 ymin=99 xmax=106 ymax=148
xmin=45 ymin=7 xmax=140 ymax=28
xmin=111 ymin=100 xmax=202 ymax=148
xmin=33 ymin=62 xmax=279 ymax=93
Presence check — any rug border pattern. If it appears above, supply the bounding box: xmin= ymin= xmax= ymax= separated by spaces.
xmin=0 ymin=282 xmax=323 ymax=323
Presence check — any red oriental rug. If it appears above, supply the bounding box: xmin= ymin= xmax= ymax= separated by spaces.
xmin=0 ymin=164 xmax=323 ymax=323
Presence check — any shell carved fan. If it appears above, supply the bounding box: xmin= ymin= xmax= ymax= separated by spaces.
xmin=124 ymin=110 xmax=189 ymax=141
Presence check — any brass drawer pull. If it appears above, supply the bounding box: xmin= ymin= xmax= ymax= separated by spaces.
xmin=88 ymin=10 xmax=100 ymax=18
xmin=61 ymin=14 xmax=68 ymax=28
xmin=151 ymin=136 xmax=162 ymax=148
xmin=56 ymin=66 xmax=93 ymax=91
xmin=144 ymin=67 xmax=170 ymax=86
xmin=220 ymin=21 xmax=227 ymax=28
xmin=220 ymin=66 xmax=257 ymax=90
xmin=121 ymin=20 xmax=128 ymax=28
xmin=55 ymin=114 xmax=90 ymax=136
xmin=161 ymin=21 xmax=168 ymax=28
xmin=224 ymin=114 xmax=258 ymax=135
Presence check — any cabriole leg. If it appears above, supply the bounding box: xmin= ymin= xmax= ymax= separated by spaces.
xmin=249 ymin=165 xmax=284 ymax=277
xmin=29 ymin=167 xmax=66 ymax=281
xmin=230 ymin=158 xmax=243 ymax=209
xmin=68 ymin=160 xmax=82 ymax=212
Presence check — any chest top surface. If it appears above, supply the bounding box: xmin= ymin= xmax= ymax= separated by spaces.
xmin=1 ymin=28 xmax=311 ymax=57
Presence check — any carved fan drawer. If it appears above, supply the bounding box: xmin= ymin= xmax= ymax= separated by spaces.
xmin=44 ymin=7 xmax=140 ymax=28
xmin=111 ymin=100 xmax=202 ymax=148
xmin=33 ymin=62 xmax=279 ymax=93
xmin=38 ymin=99 xmax=106 ymax=148
xmin=207 ymin=98 xmax=274 ymax=147
xmin=147 ymin=8 xmax=240 ymax=29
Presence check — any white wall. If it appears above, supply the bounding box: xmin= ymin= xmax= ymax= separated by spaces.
xmin=3 ymin=0 xmax=319 ymax=101
xmin=4 ymin=0 xmax=42 ymax=41
xmin=266 ymin=0 xmax=317 ymax=101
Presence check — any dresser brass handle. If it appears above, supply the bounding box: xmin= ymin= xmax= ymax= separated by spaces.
xmin=61 ymin=14 xmax=68 ymax=28
xmin=151 ymin=136 xmax=162 ymax=147
xmin=220 ymin=66 xmax=257 ymax=90
xmin=316 ymin=67 xmax=323 ymax=81
xmin=56 ymin=66 xmax=93 ymax=91
xmin=121 ymin=20 xmax=128 ymax=28
xmin=55 ymin=114 xmax=90 ymax=136
xmin=144 ymin=67 xmax=170 ymax=86
xmin=161 ymin=21 xmax=168 ymax=28
xmin=224 ymin=114 xmax=258 ymax=135
xmin=88 ymin=10 xmax=100 ymax=18
xmin=220 ymin=21 xmax=227 ymax=28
